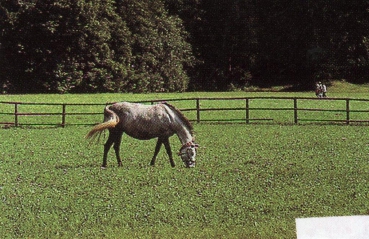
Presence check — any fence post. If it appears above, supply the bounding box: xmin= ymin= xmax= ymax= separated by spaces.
xmin=196 ymin=98 xmax=200 ymax=123
xmin=245 ymin=98 xmax=250 ymax=124
xmin=346 ymin=99 xmax=350 ymax=125
xmin=62 ymin=104 xmax=66 ymax=128
xmin=14 ymin=103 xmax=19 ymax=127
xmin=294 ymin=98 xmax=298 ymax=124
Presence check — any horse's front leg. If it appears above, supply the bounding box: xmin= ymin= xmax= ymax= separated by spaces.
xmin=150 ymin=138 xmax=162 ymax=166
xmin=163 ymin=138 xmax=175 ymax=167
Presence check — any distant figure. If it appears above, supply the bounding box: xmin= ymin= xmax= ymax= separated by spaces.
xmin=315 ymin=82 xmax=320 ymax=97
xmin=315 ymin=82 xmax=323 ymax=98
xmin=322 ymin=84 xmax=327 ymax=97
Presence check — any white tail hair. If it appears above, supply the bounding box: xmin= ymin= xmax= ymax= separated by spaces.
xmin=86 ymin=106 xmax=119 ymax=141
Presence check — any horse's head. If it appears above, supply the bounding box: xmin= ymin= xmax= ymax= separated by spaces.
xmin=178 ymin=142 xmax=199 ymax=168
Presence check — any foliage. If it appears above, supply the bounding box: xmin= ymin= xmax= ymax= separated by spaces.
xmin=117 ymin=0 xmax=194 ymax=93
xmin=0 ymin=0 xmax=368 ymax=92
xmin=0 ymin=0 xmax=193 ymax=93
xmin=167 ymin=0 xmax=369 ymax=89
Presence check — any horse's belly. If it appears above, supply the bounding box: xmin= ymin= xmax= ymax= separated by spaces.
xmin=124 ymin=128 xmax=174 ymax=140
xmin=115 ymin=106 xmax=176 ymax=139
xmin=122 ymin=120 xmax=174 ymax=140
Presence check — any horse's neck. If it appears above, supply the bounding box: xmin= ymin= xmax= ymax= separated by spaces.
xmin=175 ymin=123 xmax=193 ymax=145
xmin=164 ymin=104 xmax=193 ymax=145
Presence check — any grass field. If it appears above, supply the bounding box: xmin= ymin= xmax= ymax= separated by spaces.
xmin=0 ymin=81 xmax=368 ymax=126
xmin=0 ymin=80 xmax=368 ymax=104
xmin=0 ymin=82 xmax=368 ymax=238
xmin=1 ymin=124 xmax=368 ymax=238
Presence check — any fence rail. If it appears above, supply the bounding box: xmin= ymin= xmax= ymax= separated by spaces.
xmin=1 ymin=97 xmax=369 ymax=127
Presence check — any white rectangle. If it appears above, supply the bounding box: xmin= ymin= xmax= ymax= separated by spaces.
xmin=296 ymin=216 xmax=369 ymax=239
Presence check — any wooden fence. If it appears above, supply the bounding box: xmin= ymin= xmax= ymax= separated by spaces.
xmin=0 ymin=97 xmax=369 ymax=127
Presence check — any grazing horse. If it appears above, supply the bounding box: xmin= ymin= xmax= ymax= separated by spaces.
xmin=86 ymin=102 xmax=198 ymax=168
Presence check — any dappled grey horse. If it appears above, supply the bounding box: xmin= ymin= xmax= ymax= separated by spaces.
xmin=86 ymin=102 xmax=198 ymax=168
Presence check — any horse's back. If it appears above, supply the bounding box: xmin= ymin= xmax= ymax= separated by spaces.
xmin=109 ymin=102 xmax=175 ymax=139
xmin=110 ymin=102 xmax=168 ymax=119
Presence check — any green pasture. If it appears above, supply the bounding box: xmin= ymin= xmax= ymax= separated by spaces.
xmin=0 ymin=83 xmax=368 ymax=238
xmin=0 ymin=82 xmax=369 ymax=126
xmin=0 ymin=124 xmax=368 ymax=238
xmin=1 ymin=80 xmax=368 ymax=104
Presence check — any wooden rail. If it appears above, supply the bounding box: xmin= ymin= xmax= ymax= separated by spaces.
xmin=0 ymin=97 xmax=369 ymax=127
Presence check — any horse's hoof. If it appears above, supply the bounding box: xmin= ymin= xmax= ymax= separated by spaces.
xmin=101 ymin=166 xmax=107 ymax=169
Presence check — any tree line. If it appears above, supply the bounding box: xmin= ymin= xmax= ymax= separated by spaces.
xmin=1 ymin=0 xmax=368 ymax=93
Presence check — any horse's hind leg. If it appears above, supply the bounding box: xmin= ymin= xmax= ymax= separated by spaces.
xmin=103 ymin=130 xmax=123 ymax=168
xmin=163 ymin=138 xmax=175 ymax=167
xmin=113 ymin=131 xmax=123 ymax=167
xmin=150 ymin=138 xmax=163 ymax=166
xmin=103 ymin=132 xmax=115 ymax=168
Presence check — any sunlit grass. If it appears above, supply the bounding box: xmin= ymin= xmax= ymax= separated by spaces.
xmin=0 ymin=82 xmax=368 ymax=238
xmin=328 ymin=80 xmax=369 ymax=94
xmin=0 ymin=124 xmax=368 ymax=238
xmin=1 ymin=86 xmax=368 ymax=126
xmin=0 ymin=80 xmax=367 ymax=104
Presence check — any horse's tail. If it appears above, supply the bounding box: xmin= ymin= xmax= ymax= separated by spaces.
xmin=86 ymin=106 xmax=119 ymax=140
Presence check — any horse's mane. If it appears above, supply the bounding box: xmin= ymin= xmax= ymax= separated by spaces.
xmin=163 ymin=102 xmax=194 ymax=135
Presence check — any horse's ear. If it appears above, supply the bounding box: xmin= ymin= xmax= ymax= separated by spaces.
xmin=193 ymin=144 xmax=199 ymax=148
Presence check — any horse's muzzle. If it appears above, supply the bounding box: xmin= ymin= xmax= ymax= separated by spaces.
xmin=185 ymin=161 xmax=196 ymax=168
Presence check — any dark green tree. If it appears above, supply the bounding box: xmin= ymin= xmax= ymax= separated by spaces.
xmin=254 ymin=0 xmax=312 ymax=87
xmin=0 ymin=0 xmax=129 ymax=93
xmin=176 ymin=0 xmax=258 ymax=90
xmin=171 ymin=0 xmax=369 ymax=89
xmin=0 ymin=0 xmax=194 ymax=93
xmin=323 ymin=0 xmax=369 ymax=83
xmin=56 ymin=0 xmax=132 ymax=93
xmin=1 ymin=0 xmax=368 ymax=93
xmin=117 ymin=0 xmax=194 ymax=92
